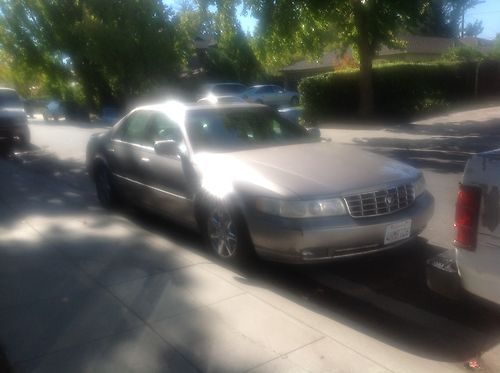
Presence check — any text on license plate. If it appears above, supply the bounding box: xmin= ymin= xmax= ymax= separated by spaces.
xmin=384 ymin=219 xmax=412 ymax=245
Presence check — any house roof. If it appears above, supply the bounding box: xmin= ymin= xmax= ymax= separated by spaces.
xmin=194 ymin=36 xmax=217 ymax=49
xmin=281 ymin=34 xmax=496 ymax=74
xmin=459 ymin=37 xmax=495 ymax=54
xmin=378 ymin=34 xmax=457 ymax=56
xmin=281 ymin=50 xmax=350 ymax=73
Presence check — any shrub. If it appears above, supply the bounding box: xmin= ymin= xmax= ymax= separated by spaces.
xmin=299 ymin=61 xmax=500 ymax=121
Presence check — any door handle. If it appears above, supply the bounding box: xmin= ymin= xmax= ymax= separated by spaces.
xmin=141 ymin=157 xmax=150 ymax=163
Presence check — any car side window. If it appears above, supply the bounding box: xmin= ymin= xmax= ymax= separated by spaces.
xmin=116 ymin=111 xmax=152 ymax=145
xmin=146 ymin=113 xmax=183 ymax=147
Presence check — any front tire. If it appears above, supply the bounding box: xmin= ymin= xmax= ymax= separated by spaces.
xmin=94 ymin=164 xmax=118 ymax=208
xmin=203 ymin=200 xmax=254 ymax=263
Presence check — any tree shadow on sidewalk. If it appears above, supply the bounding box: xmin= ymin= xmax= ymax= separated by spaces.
xmin=2 ymin=131 xmax=499 ymax=371
xmin=351 ymin=118 xmax=500 ymax=174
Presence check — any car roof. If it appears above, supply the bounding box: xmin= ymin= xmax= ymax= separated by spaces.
xmin=135 ymin=100 xmax=266 ymax=113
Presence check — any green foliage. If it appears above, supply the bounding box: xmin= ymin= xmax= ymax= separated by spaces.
xmin=245 ymin=0 xmax=430 ymax=115
xmin=196 ymin=0 xmax=263 ymax=82
xmin=464 ymin=20 xmax=484 ymax=37
xmin=443 ymin=45 xmax=484 ymax=62
xmin=0 ymin=0 xmax=182 ymax=108
xmin=299 ymin=61 xmax=500 ymax=121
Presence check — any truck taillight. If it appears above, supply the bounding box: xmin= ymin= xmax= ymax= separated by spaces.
xmin=454 ymin=184 xmax=481 ymax=251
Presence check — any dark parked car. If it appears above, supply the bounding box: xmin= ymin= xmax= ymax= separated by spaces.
xmin=43 ymin=100 xmax=90 ymax=122
xmin=87 ymin=102 xmax=433 ymax=263
xmin=0 ymin=88 xmax=30 ymax=151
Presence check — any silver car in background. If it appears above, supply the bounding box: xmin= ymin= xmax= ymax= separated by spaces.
xmin=87 ymin=102 xmax=434 ymax=264
xmin=242 ymin=85 xmax=300 ymax=107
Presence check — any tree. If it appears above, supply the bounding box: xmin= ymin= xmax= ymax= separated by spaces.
xmin=246 ymin=0 xmax=428 ymax=116
xmin=0 ymin=0 xmax=183 ymax=108
xmin=411 ymin=0 xmax=455 ymax=37
xmin=409 ymin=0 xmax=486 ymax=39
xmin=464 ymin=20 xmax=484 ymax=37
xmin=196 ymin=0 xmax=263 ymax=82
xmin=445 ymin=0 xmax=485 ymax=37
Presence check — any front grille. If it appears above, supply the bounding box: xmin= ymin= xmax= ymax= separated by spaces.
xmin=344 ymin=184 xmax=415 ymax=218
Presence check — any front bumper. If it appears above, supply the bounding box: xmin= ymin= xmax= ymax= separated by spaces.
xmin=245 ymin=191 xmax=434 ymax=263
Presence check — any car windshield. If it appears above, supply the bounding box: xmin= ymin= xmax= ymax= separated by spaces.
xmin=186 ymin=107 xmax=314 ymax=152
xmin=0 ymin=90 xmax=22 ymax=108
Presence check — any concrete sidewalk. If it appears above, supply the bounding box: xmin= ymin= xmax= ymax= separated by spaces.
xmin=3 ymin=103 xmax=500 ymax=372
xmin=0 ymin=158 xmax=478 ymax=373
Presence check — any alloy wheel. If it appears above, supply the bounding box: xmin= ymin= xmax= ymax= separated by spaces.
xmin=207 ymin=205 xmax=238 ymax=258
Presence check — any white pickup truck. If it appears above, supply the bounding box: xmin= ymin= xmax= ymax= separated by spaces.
xmin=427 ymin=150 xmax=500 ymax=306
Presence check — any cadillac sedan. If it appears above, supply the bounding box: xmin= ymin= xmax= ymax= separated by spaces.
xmin=86 ymin=102 xmax=434 ymax=263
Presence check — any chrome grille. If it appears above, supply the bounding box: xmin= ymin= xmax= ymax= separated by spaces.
xmin=344 ymin=184 xmax=415 ymax=218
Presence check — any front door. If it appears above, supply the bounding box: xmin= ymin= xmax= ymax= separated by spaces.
xmin=138 ymin=112 xmax=196 ymax=226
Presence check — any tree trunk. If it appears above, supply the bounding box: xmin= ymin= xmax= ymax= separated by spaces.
xmin=358 ymin=38 xmax=374 ymax=117
xmin=474 ymin=60 xmax=480 ymax=97
xmin=352 ymin=1 xmax=374 ymax=117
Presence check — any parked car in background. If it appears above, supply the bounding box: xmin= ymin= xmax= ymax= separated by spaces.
xmin=43 ymin=100 xmax=64 ymax=121
xmin=427 ymin=151 xmax=500 ymax=307
xmin=200 ymin=83 xmax=247 ymax=99
xmin=242 ymin=85 xmax=299 ymax=107
xmin=0 ymin=87 xmax=30 ymax=151
xmin=197 ymin=95 xmax=246 ymax=104
xmin=43 ymin=100 xmax=90 ymax=122
xmin=87 ymin=101 xmax=434 ymax=264
xmin=101 ymin=106 xmax=121 ymax=125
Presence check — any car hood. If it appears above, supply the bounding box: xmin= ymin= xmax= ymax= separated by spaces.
xmin=192 ymin=141 xmax=420 ymax=199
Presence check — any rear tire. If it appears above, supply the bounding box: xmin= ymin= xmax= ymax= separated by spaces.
xmin=202 ymin=199 xmax=254 ymax=263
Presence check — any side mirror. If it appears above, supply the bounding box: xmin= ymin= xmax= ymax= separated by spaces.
xmin=154 ymin=140 xmax=180 ymax=157
xmin=306 ymin=127 xmax=321 ymax=139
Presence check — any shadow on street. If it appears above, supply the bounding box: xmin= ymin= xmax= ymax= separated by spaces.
xmin=351 ymin=118 xmax=500 ymax=174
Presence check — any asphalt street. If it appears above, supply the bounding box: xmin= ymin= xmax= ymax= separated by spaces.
xmin=1 ymin=108 xmax=500 ymax=372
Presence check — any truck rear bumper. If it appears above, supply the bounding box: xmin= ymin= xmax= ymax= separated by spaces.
xmin=426 ymin=250 xmax=463 ymax=300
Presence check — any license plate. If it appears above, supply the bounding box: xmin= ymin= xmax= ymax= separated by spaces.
xmin=384 ymin=219 xmax=412 ymax=245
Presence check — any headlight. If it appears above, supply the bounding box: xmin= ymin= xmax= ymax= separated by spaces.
xmin=256 ymin=197 xmax=346 ymax=218
xmin=413 ymin=174 xmax=426 ymax=198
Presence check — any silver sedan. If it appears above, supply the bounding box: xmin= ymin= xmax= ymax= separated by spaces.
xmin=242 ymin=85 xmax=300 ymax=107
xmin=86 ymin=102 xmax=434 ymax=263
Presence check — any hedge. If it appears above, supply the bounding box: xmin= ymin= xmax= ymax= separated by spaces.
xmin=299 ymin=60 xmax=500 ymax=121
